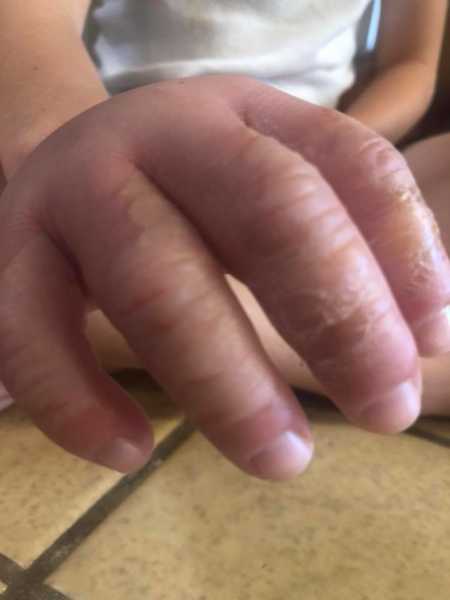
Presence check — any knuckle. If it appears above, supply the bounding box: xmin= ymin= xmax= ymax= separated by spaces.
xmin=194 ymin=386 xmax=275 ymax=437
xmin=0 ymin=303 xmax=81 ymax=428
xmin=183 ymin=352 xmax=263 ymax=422
xmin=25 ymin=392 xmax=77 ymax=431
xmin=258 ymin=162 xmax=323 ymax=220
xmin=0 ymin=336 xmax=29 ymax=384
xmin=197 ymin=395 xmax=288 ymax=466
xmin=330 ymin=131 xmax=408 ymax=195
xmin=235 ymin=130 xmax=342 ymax=259
xmin=0 ymin=302 xmax=31 ymax=382
xmin=0 ymin=341 xmax=75 ymax=428
xmin=354 ymin=136 xmax=411 ymax=192
xmin=339 ymin=135 xmax=417 ymax=226
xmin=235 ymin=128 xmax=321 ymax=194
xmin=84 ymin=156 xmax=136 ymax=213
xmin=355 ymin=135 xmax=399 ymax=169
xmin=290 ymin=204 xmax=356 ymax=269
xmin=115 ymin=255 xmax=224 ymax=338
xmin=245 ymin=205 xmax=359 ymax=298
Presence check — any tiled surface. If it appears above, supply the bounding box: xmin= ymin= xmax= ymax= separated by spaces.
xmin=48 ymin=407 xmax=450 ymax=600
xmin=1 ymin=383 xmax=449 ymax=600
xmin=0 ymin=371 xmax=181 ymax=568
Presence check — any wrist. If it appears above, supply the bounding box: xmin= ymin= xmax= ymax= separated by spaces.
xmin=1 ymin=121 xmax=58 ymax=179
xmin=0 ymin=4 xmax=107 ymax=178
xmin=1 ymin=86 xmax=109 ymax=179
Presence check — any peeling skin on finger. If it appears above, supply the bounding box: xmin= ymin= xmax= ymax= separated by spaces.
xmin=295 ymin=282 xmax=386 ymax=346
xmin=395 ymin=187 xmax=448 ymax=293
xmin=370 ymin=184 xmax=442 ymax=246
xmin=396 ymin=186 xmax=441 ymax=239
xmin=367 ymin=185 xmax=449 ymax=295
xmin=262 ymin=251 xmax=392 ymax=360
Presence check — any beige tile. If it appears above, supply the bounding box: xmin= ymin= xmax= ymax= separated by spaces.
xmin=49 ymin=419 xmax=450 ymax=600
xmin=0 ymin=372 xmax=180 ymax=567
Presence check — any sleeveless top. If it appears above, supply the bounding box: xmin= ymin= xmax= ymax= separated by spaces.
xmin=85 ymin=0 xmax=376 ymax=107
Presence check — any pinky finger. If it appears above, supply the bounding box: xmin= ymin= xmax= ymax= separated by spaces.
xmin=0 ymin=234 xmax=153 ymax=472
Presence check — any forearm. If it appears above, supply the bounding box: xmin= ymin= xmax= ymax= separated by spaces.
xmin=346 ymin=60 xmax=436 ymax=143
xmin=0 ymin=0 xmax=108 ymax=178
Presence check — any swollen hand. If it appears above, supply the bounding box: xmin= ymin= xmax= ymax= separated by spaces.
xmin=1 ymin=76 xmax=449 ymax=480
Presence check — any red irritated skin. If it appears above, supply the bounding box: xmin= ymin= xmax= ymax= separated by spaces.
xmin=1 ymin=76 xmax=449 ymax=480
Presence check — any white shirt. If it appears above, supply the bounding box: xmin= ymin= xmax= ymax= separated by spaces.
xmin=85 ymin=0 xmax=374 ymax=107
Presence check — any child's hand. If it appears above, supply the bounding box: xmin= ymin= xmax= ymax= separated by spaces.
xmin=1 ymin=75 xmax=449 ymax=480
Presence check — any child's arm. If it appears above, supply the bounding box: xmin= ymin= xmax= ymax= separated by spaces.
xmin=0 ymin=0 xmax=107 ymax=178
xmin=345 ymin=0 xmax=447 ymax=143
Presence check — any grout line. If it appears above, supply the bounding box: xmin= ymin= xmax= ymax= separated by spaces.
xmin=1 ymin=581 xmax=72 ymax=600
xmin=0 ymin=554 xmax=23 ymax=586
xmin=2 ymin=421 xmax=194 ymax=597
xmin=407 ymin=426 xmax=450 ymax=449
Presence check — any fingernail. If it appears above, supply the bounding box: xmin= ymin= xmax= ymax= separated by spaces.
xmin=356 ymin=380 xmax=420 ymax=434
xmin=249 ymin=431 xmax=313 ymax=481
xmin=414 ymin=306 xmax=450 ymax=356
xmin=94 ymin=438 xmax=149 ymax=473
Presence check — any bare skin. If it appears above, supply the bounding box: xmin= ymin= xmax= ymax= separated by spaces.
xmin=6 ymin=129 xmax=447 ymax=417
xmin=2 ymin=77 xmax=450 ymax=481
xmin=83 ymin=246 xmax=450 ymax=418
xmin=346 ymin=0 xmax=447 ymax=143
xmin=72 ymin=131 xmax=450 ymax=419
xmin=3 ymin=250 xmax=450 ymax=419
xmin=76 ymin=131 xmax=450 ymax=418
xmin=0 ymin=2 xmax=449 ymax=477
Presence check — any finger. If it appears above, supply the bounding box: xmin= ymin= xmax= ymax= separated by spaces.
xmin=0 ymin=381 xmax=13 ymax=411
xmin=39 ymin=165 xmax=313 ymax=481
xmin=0 ymin=231 xmax=152 ymax=473
xmin=244 ymin=88 xmax=450 ymax=357
xmin=200 ymin=131 xmax=421 ymax=432
xmin=91 ymin=77 xmax=421 ymax=433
